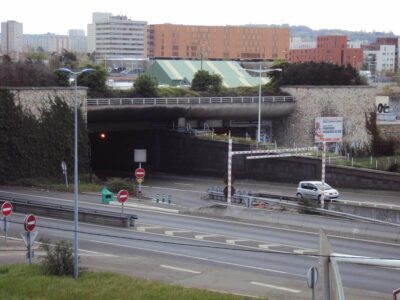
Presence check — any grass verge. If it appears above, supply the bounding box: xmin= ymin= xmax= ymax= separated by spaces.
xmin=0 ymin=264 xmax=259 ymax=300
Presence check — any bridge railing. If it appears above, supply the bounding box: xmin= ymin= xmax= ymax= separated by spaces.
xmin=87 ymin=96 xmax=295 ymax=106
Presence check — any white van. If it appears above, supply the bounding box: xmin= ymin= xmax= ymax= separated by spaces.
xmin=296 ymin=181 xmax=339 ymax=202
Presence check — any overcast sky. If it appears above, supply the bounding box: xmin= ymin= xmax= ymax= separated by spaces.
xmin=2 ymin=0 xmax=399 ymax=36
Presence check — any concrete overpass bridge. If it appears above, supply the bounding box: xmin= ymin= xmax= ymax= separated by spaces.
xmin=87 ymin=96 xmax=296 ymax=132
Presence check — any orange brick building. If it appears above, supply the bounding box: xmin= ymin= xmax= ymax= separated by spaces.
xmin=289 ymin=35 xmax=363 ymax=69
xmin=148 ymin=24 xmax=289 ymax=61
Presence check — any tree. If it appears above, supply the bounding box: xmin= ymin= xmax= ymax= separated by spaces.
xmin=134 ymin=74 xmax=159 ymax=97
xmin=77 ymin=65 xmax=108 ymax=94
xmin=191 ymin=70 xmax=222 ymax=93
xmin=272 ymin=62 xmax=364 ymax=86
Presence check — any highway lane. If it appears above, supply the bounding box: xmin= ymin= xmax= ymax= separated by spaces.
xmin=1 ymin=188 xmax=399 ymax=297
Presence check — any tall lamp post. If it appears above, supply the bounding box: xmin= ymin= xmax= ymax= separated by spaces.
xmin=58 ymin=67 xmax=95 ymax=279
xmin=239 ymin=66 xmax=282 ymax=145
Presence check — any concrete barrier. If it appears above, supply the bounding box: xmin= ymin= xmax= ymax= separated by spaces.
xmin=328 ymin=202 xmax=400 ymax=224
xmin=0 ymin=197 xmax=137 ymax=228
xmin=188 ymin=204 xmax=400 ymax=243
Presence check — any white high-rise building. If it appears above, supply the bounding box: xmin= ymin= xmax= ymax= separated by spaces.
xmin=1 ymin=20 xmax=23 ymax=59
xmin=364 ymin=44 xmax=396 ymax=74
xmin=69 ymin=29 xmax=86 ymax=53
xmin=86 ymin=13 xmax=147 ymax=61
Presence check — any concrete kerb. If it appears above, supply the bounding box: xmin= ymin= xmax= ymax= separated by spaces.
xmin=183 ymin=204 xmax=400 ymax=243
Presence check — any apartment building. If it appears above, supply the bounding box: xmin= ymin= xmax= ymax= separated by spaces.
xmin=87 ymin=13 xmax=147 ymax=61
xmin=1 ymin=20 xmax=23 ymax=59
xmin=362 ymin=44 xmax=396 ymax=74
xmin=148 ymin=24 xmax=289 ymax=61
xmin=289 ymin=35 xmax=363 ymax=69
xmin=362 ymin=37 xmax=399 ymax=74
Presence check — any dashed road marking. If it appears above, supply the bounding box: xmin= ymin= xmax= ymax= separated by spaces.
xmin=160 ymin=264 xmax=201 ymax=274
xmin=194 ymin=234 xmax=219 ymax=240
xmin=250 ymin=281 xmax=302 ymax=293
xmin=165 ymin=230 xmax=191 ymax=236
xmin=226 ymin=239 xmax=249 ymax=245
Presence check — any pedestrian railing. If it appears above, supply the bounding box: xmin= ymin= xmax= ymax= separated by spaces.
xmin=87 ymin=96 xmax=295 ymax=106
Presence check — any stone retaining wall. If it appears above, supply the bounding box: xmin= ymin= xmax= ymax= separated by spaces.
xmin=2 ymin=87 xmax=88 ymax=118
xmin=274 ymin=86 xmax=377 ymax=148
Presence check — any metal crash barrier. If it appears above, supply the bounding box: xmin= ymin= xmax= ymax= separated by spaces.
xmin=0 ymin=197 xmax=138 ymax=228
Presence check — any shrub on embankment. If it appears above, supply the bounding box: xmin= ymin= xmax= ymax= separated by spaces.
xmin=0 ymin=89 xmax=90 ymax=184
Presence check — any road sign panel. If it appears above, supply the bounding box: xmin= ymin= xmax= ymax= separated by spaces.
xmin=136 ymin=178 xmax=144 ymax=184
xmin=24 ymin=214 xmax=36 ymax=232
xmin=117 ymin=189 xmax=129 ymax=203
xmin=307 ymin=266 xmax=318 ymax=288
xmin=135 ymin=168 xmax=145 ymax=179
xmin=1 ymin=201 xmax=13 ymax=217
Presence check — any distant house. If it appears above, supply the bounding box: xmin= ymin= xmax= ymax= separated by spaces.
xmin=146 ymin=60 xmax=269 ymax=88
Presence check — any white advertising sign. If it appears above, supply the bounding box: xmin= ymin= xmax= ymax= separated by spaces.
xmin=315 ymin=117 xmax=343 ymax=143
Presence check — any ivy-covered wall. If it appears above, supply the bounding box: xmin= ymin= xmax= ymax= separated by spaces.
xmin=0 ymin=89 xmax=90 ymax=183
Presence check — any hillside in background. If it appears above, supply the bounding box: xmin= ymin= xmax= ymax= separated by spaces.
xmin=289 ymin=25 xmax=396 ymax=42
xmin=246 ymin=24 xmax=397 ymax=42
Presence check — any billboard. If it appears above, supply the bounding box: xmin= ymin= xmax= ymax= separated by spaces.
xmin=315 ymin=117 xmax=343 ymax=143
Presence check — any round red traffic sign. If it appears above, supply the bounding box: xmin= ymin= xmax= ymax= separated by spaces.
xmin=135 ymin=168 xmax=145 ymax=179
xmin=1 ymin=201 xmax=13 ymax=217
xmin=24 ymin=214 xmax=36 ymax=232
xmin=117 ymin=189 xmax=129 ymax=203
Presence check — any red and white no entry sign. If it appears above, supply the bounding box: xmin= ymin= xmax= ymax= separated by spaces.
xmin=24 ymin=214 xmax=36 ymax=232
xmin=1 ymin=201 xmax=13 ymax=217
xmin=117 ymin=189 xmax=129 ymax=203
xmin=135 ymin=168 xmax=145 ymax=179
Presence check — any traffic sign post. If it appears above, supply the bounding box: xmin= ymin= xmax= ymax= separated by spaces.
xmin=23 ymin=214 xmax=37 ymax=265
xmin=1 ymin=201 xmax=13 ymax=242
xmin=307 ymin=266 xmax=319 ymax=300
xmin=135 ymin=165 xmax=146 ymax=194
xmin=117 ymin=189 xmax=129 ymax=214
xmin=61 ymin=161 xmax=68 ymax=191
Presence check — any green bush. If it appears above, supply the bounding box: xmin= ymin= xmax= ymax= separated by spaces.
xmin=297 ymin=197 xmax=318 ymax=214
xmin=40 ymin=239 xmax=77 ymax=277
xmin=80 ymin=173 xmax=102 ymax=184
xmin=106 ymin=177 xmax=135 ymax=194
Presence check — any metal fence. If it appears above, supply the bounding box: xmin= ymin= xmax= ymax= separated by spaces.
xmin=87 ymin=96 xmax=295 ymax=106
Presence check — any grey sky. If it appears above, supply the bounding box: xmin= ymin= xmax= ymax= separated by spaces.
xmin=2 ymin=0 xmax=399 ymax=36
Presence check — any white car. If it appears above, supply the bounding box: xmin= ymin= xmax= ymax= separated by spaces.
xmin=296 ymin=181 xmax=339 ymax=202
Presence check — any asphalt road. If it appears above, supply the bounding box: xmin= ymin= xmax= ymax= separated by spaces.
xmin=0 ymin=186 xmax=399 ymax=299
xmin=140 ymin=173 xmax=400 ymax=208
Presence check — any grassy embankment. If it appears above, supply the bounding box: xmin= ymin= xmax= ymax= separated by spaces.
xmin=0 ymin=264 xmax=259 ymax=300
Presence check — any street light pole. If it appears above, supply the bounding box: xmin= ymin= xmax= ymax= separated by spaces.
xmin=239 ymin=67 xmax=282 ymax=145
xmin=57 ymin=67 xmax=95 ymax=279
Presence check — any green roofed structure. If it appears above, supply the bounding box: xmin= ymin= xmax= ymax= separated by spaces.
xmin=146 ymin=60 xmax=269 ymax=88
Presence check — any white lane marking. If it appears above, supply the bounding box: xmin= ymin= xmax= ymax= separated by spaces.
xmin=173 ymin=183 xmax=193 ymax=186
xmin=0 ymin=235 xmax=117 ymax=257
xmin=293 ymin=249 xmax=317 ymax=254
xmin=160 ymin=264 xmax=201 ymax=274
xmin=2 ymin=190 xmax=400 ymax=247
xmin=84 ymin=238 xmax=290 ymax=275
xmin=226 ymin=239 xmax=248 ymax=245
xmin=110 ymin=201 xmax=179 ymax=213
xmin=194 ymin=234 xmax=219 ymax=240
xmin=165 ymin=230 xmax=191 ymax=236
xmin=250 ymin=281 xmax=302 ymax=293
xmin=136 ymin=226 xmax=163 ymax=232
xmin=258 ymin=244 xmax=280 ymax=250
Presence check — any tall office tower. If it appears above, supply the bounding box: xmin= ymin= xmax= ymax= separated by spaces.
xmin=1 ymin=20 xmax=23 ymax=60
xmin=69 ymin=29 xmax=86 ymax=53
xmin=87 ymin=13 xmax=147 ymax=61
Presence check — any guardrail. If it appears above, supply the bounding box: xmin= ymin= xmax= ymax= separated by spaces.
xmin=0 ymin=197 xmax=138 ymax=228
xmin=87 ymin=96 xmax=295 ymax=106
